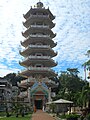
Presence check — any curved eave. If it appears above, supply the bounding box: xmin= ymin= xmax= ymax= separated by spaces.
xmin=22 ymin=27 xmax=56 ymax=38
xmin=19 ymin=58 xmax=57 ymax=67
xmin=19 ymin=81 xmax=34 ymax=88
xmin=23 ymin=17 xmax=55 ymax=29
xmin=23 ymin=8 xmax=55 ymax=20
xmin=19 ymin=69 xmax=57 ymax=78
xmin=21 ymin=37 xmax=57 ymax=48
xmin=19 ymin=47 xmax=57 ymax=57
xmin=18 ymin=77 xmax=58 ymax=87
xmin=46 ymin=8 xmax=55 ymax=20
xmin=23 ymin=8 xmax=32 ymax=19
xmin=18 ymin=84 xmax=27 ymax=89
xmin=19 ymin=80 xmax=57 ymax=88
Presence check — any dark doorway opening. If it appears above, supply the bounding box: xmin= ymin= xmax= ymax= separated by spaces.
xmin=35 ymin=100 xmax=42 ymax=109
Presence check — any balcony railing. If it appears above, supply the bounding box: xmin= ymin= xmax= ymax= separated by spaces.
xmin=30 ymin=25 xmax=49 ymax=28
xmin=29 ymin=34 xmax=50 ymax=38
xmin=20 ymin=46 xmax=57 ymax=58
xmin=25 ymin=77 xmax=49 ymax=83
xmin=29 ymin=14 xmax=49 ymax=19
xmin=21 ymin=55 xmax=50 ymax=62
xmin=26 ymin=25 xmax=49 ymax=32
xmin=28 ymin=44 xmax=50 ymax=48
xmin=28 ymin=67 xmax=55 ymax=72
xmin=29 ymin=55 xmax=50 ymax=59
xmin=21 ymin=34 xmax=52 ymax=46
xmin=20 ymin=67 xmax=55 ymax=73
xmin=20 ymin=56 xmax=57 ymax=66
xmin=20 ymin=45 xmax=50 ymax=53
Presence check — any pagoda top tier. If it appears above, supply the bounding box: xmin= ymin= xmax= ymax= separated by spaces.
xmin=23 ymin=2 xmax=55 ymax=20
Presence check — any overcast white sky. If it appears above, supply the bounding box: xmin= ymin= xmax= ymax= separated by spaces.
xmin=0 ymin=0 xmax=90 ymax=79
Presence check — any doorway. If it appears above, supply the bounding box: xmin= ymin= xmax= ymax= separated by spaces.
xmin=35 ymin=100 xmax=42 ymax=109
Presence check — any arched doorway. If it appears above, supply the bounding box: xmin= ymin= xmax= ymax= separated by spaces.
xmin=30 ymin=83 xmax=49 ymax=110
xmin=35 ymin=99 xmax=43 ymax=109
xmin=33 ymin=91 xmax=45 ymax=109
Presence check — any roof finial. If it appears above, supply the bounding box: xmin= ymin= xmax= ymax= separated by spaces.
xmin=36 ymin=1 xmax=43 ymax=8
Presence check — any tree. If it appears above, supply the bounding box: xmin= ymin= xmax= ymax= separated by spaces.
xmin=83 ymin=50 xmax=90 ymax=79
xmin=67 ymin=68 xmax=79 ymax=77
xmin=55 ymin=68 xmax=86 ymax=107
xmin=81 ymin=85 xmax=90 ymax=109
xmin=3 ymin=73 xmax=26 ymax=86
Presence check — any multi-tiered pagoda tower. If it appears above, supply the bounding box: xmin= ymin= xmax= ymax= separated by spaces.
xmin=19 ymin=2 xmax=57 ymax=109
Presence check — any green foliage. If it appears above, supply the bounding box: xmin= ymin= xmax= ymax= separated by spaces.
xmin=54 ymin=68 xmax=89 ymax=108
xmin=66 ymin=114 xmax=79 ymax=119
xmin=0 ymin=112 xmax=6 ymax=117
xmin=49 ymin=103 xmax=56 ymax=113
xmin=58 ymin=114 xmax=66 ymax=119
xmin=83 ymin=49 xmax=90 ymax=72
xmin=80 ymin=86 xmax=90 ymax=108
xmin=86 ymin=113 xmax=90 ymax=120
xmin=3 ymin=73 xmax=26 ymax=86
xmin=0 ymin=114 xmax=32 ymax=120
xmin=58 ymin=114 xmax=80 ymax=120
xmin=67 ymin=68 xmax=79 ymax=76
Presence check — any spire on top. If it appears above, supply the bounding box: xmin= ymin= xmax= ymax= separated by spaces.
xmin=36 ymin=1 xmax=44 ymax=8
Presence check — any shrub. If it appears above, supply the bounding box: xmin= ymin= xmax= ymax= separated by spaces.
xmin=66 ymin=114 xmax=79 ymax=120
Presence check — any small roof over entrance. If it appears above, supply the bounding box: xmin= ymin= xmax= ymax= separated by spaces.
xmin=30 ymin=82 xmax=49 ymax=98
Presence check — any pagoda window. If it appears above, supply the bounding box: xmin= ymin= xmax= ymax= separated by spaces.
xmin=36 ymin=22 xmax=42 ymax=25
xmin=35 ymin=64 xmax=43 ymax=67
xmin=43 ymin=23 xmax=47 ymax=25
xmin=36 ymin=43 xmax=42 ymax=45
xmin=33 ymin=12 xmax=36 ymax=15
xmin=35 ymin=53 xmax=42 ymax=56
xmin=33 ymin=33 xmax=36 ymax=35
xmin=37 ymin=12 xmax=43 ymax=15
xmin=37 ymin=12 xmax=47 ymax=16
xmin=43 ymin=13 xmax=47 ymax=15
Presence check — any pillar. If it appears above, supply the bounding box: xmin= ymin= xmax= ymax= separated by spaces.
xmin=48 ymin=87 xmax=51 ymax=102
xmin=28 ymin=87 xmax=31 ymax=106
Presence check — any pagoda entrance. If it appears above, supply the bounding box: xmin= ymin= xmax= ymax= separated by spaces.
xmin=31 ymin=83 xmax=49 ymax=110
xmin=35 ymin=99 xmax=42 ymax=109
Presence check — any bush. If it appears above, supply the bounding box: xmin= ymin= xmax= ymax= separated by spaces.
xmin=66 ymin=114 xmax=79 ymax=120
xmin=58 ymin=114 xmax=66 ymax=119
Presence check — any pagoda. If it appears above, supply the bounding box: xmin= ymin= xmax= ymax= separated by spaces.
xmin=19 ymin=2 xmax=57 ymax=109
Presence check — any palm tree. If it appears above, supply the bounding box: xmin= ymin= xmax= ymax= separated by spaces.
xmin=74 ymin=92 xmax=83 ymax=108
xmin=82 ymin=50 xmax=90 ymax=86
xmin=81 ymin=85 xmax=90 ymax=109
xmin=67 ymin=68 xmax=79 ymax=77
xmin=85 ymin=50 xmax=90 ymax=57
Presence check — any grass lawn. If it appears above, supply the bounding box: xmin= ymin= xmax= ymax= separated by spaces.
xmin=0 ymin=114 xmax=32 ymax=120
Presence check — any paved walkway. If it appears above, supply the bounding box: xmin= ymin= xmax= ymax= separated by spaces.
xmin=32 ymin=110 xmax=56 ymax=120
